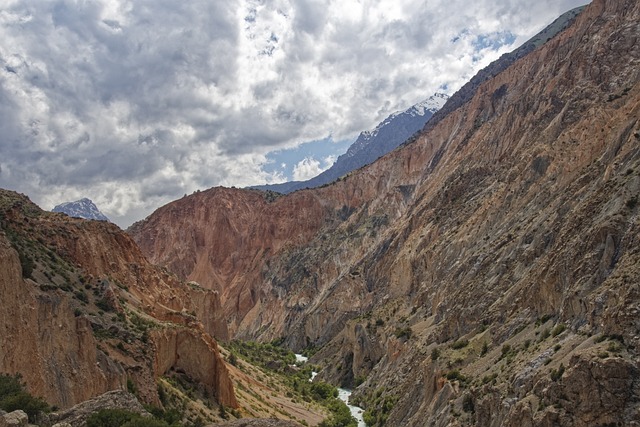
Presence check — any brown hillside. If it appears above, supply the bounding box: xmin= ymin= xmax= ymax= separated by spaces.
xmin=0 ymin=190 xmax=236 ymax=411
xmin=130 ymin=0 xmax=640 ymax=424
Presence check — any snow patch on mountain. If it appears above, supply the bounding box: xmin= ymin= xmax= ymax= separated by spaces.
xmin=346 ymin=93 xmax=449 ymax=158
xmin=252 ymin=92 xmax=448 ymax=194
xmin=52 ymin=198 xmax=110 ymax=222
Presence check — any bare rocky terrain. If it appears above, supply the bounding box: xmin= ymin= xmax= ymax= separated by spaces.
xmin=1 ymin=0 xmax=639 ymax=426
xmin=130 ymin=0 xmax=640 ymax=425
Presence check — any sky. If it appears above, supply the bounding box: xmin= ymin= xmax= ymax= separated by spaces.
xmin=0 ymin=0 xmax=590 ymax=228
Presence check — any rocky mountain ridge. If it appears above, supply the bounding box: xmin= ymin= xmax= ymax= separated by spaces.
xmin=129 ymin=0 xmax=640 ymax=425
xmin=252 ymin=93 xmax=448 ymax=194
xmin=424 ymin=4 xmax=586 ymax=133
xmin=52 ymin=198 xmax=110 ymax=222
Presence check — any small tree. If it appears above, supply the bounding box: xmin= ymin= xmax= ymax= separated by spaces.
xmin=0 ymin=374 xmax=49 ymax=422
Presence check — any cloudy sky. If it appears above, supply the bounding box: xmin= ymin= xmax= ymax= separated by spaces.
xmin=0 ymin=0 xmax=589 ymax=227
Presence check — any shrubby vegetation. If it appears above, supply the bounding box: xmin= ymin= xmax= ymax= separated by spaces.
xmin=357 ymin=388 xmax=397 ymax=427
xmin=0 ymin=373 xmax=50 ymax=423
xmin=87 ymin=409 xmax=172 ymax=427
xmin=227 ymin=340 xmax=356 ymax=427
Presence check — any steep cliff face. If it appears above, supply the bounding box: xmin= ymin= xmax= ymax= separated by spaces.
xmin=0 ymin=234 xmax=122 ymax=408
xmin=130 ymin=0 xmax=640 ymax=425
xmin=0 ymin=190 xmax=236 ymax=410
xmin=151 ymin=327 xmax=236 ymax=407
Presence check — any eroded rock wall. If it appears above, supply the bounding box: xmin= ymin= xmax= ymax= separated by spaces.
xmin=0 ymin=192 xmax=236 ymax=410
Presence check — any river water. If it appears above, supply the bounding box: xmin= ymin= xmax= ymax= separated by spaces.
xmin=295 ymin=354 xmax=367 ymax=427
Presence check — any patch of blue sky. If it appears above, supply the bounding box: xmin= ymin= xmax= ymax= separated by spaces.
xmin=262 ymin=136 xmax=354 ymax=181
xmin=473 ymin=31 xmax=517 ymax=51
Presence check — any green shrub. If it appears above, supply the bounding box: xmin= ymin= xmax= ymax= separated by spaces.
xmin=1 ymin=391 xmax=49 ymax=422
xmin=127 ymin=378 xmax=137 ymax=395
xmin=144 ymin=405 xmax=181 ymax=425
xmin=451 ymin=339 xmax=469 ymax=350
xmin=0 ymin=373 xmax=49 ymax=422
xmin=539 ymin=328 xmax=551 ymax=341
xmin=18 ymin=252 xmax=34 ymax=278
xmin=462 ymin=394 xmax=475 ymax=413
xmin=310 ymin=382 xmax=338 ymax=401
xmin=0 ymin=374 xmax=23 ymax=398
xmin=318 ymin=398 xmax=357 ymax=427
xmin=219 ymin=404 xmax=228 ymax=420
xmin=550 ymin=364 xmax=565 ymax=382
xmin=480 ymin=342 xmax=489 ymax=356
xmin=87 ymin=409 xmax=170 ymax=427
xmin=227 ymin=352 xmax=238 ymax=366
xmin=74 ymin=290 xmax=89 ymax=303
xmin=361 ymin=393 xmax=397 ymax=427
xmin=95 ymin=298 xmax=113 ymax=312
xmin=394 ymin=327 xmax=412 ymax=340
xmin=431 ymin=348 xmax=440 ymax=361
xmin=551 ymin=324 xmax=566 ymax=337
xmin=445 ymin=370 xmax=468 ymax=384
xmin=535 ymin=314 xmax=553 ymax=327
xmin=87 ymin=409 xmax=138 ymax=427
xmin=122 ymin=418 xmax=169 ymax=427
xmin=501 ymin=344 xmax=511 ymax=356
xmin=607 ymin=341 xmax=623 ymax=353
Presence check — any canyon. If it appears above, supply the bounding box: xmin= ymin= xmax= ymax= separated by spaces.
xmin=130 ymin=0 xmax=640 ymax=425
xmin=1 ymin=0 xmax=639 ymax=426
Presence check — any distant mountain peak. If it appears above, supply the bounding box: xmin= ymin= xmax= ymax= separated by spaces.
xmin=349 ymin=93 xmax=450 ymax=155
xmin=52 ymin=198 xmax=110 ymax=222
xmin=416 ymin=92 xmax=448 ymax=112
xmin=252 ymin=92 xmax=449 ymax=194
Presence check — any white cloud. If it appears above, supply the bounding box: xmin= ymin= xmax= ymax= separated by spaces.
xmin=0 ymin=0 xmax=590 ymax=227
xmin=292 ymin=154 xmax=338 ymax=181
xmin=293 ymin=157 xmax=322 ymax=181
xmin=324 ymin=155 xmax=337 ymax=167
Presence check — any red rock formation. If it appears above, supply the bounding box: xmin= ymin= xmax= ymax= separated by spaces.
xmin=151 ymin=327 xmax=237 ymax=408
xmin=130 ymin=0 xmax=640 ymax=424
xmin=0 ymin=191 xmax=236 ymax=409
xmin=0 ymin=234 xmax=122 ymax=408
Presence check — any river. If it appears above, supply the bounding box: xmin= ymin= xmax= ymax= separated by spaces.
xmin=295 ymin=354 xmax=367 ymax=427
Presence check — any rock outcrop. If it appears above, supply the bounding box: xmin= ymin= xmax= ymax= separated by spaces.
xmin=0 ymin=411 xmax=28 ymax=427
xmin=49 ymin=391 xmax=149 ymax=427
xmin=151 ymin=327 xmax=237 ymax=408
xmin=0 ymin=190 xmax=236 ymax=410
xmin=129 ymin=0 xmax=640 ymax=424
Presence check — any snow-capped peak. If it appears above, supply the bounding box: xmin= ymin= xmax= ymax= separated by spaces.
xmin=52 ymin=198 xmax=110 ymax=222
xmin=412 ymin=92 xmax=449 ymax=116
xmin=354 ymin=93 xmax=450 ymax=145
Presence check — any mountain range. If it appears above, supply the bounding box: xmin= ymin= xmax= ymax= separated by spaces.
xmin=253 ymin=93 xmax=448 ymax=194
xmin=1 ymin=1 xmax=639 ymax=426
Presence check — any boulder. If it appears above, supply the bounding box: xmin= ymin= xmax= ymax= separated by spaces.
xmin=0 ymin=410 xmax=28 ymax=427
